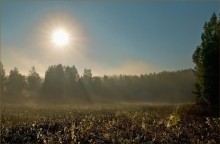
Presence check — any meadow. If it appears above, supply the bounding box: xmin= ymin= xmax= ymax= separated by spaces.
xmin=1 ymin=104 xmax=219 ymax=143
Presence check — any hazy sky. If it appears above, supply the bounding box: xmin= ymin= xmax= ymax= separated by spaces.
xmin=1 ymin=1 xmax=220 ymax=76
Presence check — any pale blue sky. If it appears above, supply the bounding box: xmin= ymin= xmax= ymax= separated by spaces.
xmin=1 ymin=1 xmax=220 ymax=76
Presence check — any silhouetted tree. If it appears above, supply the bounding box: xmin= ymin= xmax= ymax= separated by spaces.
xmin=26 ymin=66 xmax=42 ymax=94
xmin=63 ymin=65 xmax=79 ymax=97
xmin=42 ymin=64 xmax=65 ymax=100
xmin=81 ymin=68 xmax=93 ymax=93
xmin=5 ymin=68 xmax=25 ymax=97
xmin=79 ymin=69 xmax=93 ymax=103
xmin=83 ymin=69 xmax=92 ymax=79
xmin=2 ymin=63 xmax=196 ymax=104
xmin=0 ymin=62 xmax=5 ymax=96
xmin=192 ymin=13 xmax=220 ymax=115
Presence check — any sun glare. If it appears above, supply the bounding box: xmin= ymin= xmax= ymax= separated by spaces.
xmin=52 ymin=28 xmax=70 ymax=47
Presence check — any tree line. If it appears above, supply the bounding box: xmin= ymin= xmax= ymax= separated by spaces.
xmin=0 ymin=63 xmax=195 ymax=104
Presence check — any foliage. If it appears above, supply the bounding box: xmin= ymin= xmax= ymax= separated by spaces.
xmin=0 ymin=62 xmax=5 ymax=96
xmin=192 ymin=13 xmax=220 ymax=115
xmin=83 ymin=69 xmax=92 ymax=80
xmin=5 ymin=68 xmax=25 ymax=97
xmin=166 ymin=114 xmax=180 ymax=128
xmin=41 ymin=66 xmax=195 ymax=103
xmin=1 ymin=63 xmax=195 ymax=103
xmin=26 ymin=66 xmax=42 ymax=95
xmin=42 ymin=64 xmax=80 ymax=102
xmin=1 ymin=104 xmax=219 ymax=143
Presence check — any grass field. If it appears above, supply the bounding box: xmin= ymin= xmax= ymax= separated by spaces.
xmin=1 ymin=104 xmax=220 ymax=143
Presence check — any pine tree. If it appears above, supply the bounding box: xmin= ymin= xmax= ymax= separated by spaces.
xmin=192 ymin=13 xmax=219 ymax=116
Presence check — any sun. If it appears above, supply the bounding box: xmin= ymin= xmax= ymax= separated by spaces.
xmin=52 ymin=28 xmax=70 ymax=47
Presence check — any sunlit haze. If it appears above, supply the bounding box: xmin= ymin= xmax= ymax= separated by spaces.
xmin=1 ymin=2 xmax=220 ymax=142
xmin=52 ymin=28 xmax=70 ymax=47
xmin=1 ymin=1 xmax=220 ymax=76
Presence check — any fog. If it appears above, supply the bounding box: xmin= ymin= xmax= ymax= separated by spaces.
xmin=1 ymin=63 xmax=195 ymax=105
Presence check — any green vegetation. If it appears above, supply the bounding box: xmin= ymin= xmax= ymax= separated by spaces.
xmin=192 ymin=13 xmax=220 ymax=116
xmin=0 ymin=63 xmax=195 ymax=104
xmin=0 ymin=62 xmax=5 ymax=96
xmin=1 ymin=104 xmax=219 ymax=143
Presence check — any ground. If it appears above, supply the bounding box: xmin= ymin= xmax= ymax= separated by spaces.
xmin=1 ymin=103 xmax=220 ymax=143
